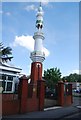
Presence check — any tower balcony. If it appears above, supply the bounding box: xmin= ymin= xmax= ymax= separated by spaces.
xmin=30 ymin=51 xmax=45 ymax=63
xmin=33 ymin=32 xmax=45 ymax=40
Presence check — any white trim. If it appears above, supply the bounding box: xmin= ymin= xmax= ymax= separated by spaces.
xmin=0 ymin=66 xmax=21 ymax=73
xmin=0 ymin=71 xmax=20 ymax=77
xmin=0 ymin=78 xmax=18 ymax=93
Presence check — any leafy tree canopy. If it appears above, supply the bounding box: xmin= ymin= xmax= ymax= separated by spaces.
xmin=43 ymin=67 xmax=62 ymax=89
xmin=62 ymin=73 xmax=81 ymax=82
xmin=0 ymin=42 xmax=13 ymax=62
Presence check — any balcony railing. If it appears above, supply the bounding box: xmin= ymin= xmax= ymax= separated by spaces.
xmin=30 ymin=51 xmax=45 ymax=57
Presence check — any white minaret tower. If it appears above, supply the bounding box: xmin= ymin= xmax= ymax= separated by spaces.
xmin=30 ymin=3 xmax=45 ymax=63
xmin=30 ymin=3 xmax=45 ymax=83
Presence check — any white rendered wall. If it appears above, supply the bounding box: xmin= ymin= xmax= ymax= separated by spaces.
xmin=34 ymin=38 xmax=43 ymax=51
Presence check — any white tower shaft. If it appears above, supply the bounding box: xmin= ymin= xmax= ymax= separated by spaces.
xmin=34 ymin=38 xmax=43 ymax=51
xmin=30 ymin=3 xmax=45 ymax=63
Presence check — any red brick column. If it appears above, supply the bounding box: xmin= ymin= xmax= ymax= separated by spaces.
xmin=18 ymin=75 xmax=28 ymax=113
xmin=37 ymin=80 xmax=45 ymax=111
xmin=0 ymin=94 xmax=2 ymax=116
xmin=58 ymin=82 xmax=64 ymax=106
xmin=68 ymin=84 xmax=73 ymax=103
xmin=31 ymin=62 xmax=42 ymax=83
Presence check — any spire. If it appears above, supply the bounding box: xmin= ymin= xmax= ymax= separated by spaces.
xmin=40 ymin=2 xmax=42 ymax=7
xmin=36 ymin=2 xmax=44 ymax=30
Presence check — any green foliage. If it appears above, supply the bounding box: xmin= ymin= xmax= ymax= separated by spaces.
xmin=79 ymin=75 xmax=81 ymax=82
xmin=43 ymin=67 xmax=62 ymax=89
xmin=62 ymin=73 xmax=81 ymax=82
xmin=2 ymin=47 xmax=12 ymax=55
xmin=0 ymin=42 xmax=13 ymax=62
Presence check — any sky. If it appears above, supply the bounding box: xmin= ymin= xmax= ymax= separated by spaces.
xmin=1 ymin=1 xmax=79 ymax=77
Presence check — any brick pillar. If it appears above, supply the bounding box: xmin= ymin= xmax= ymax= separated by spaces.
xmin=55 ymin=84 xmax=58 ymax=99
xmin=31 ymin=62 xmax=42 ymax=83
xmin=58 ymin=82 xmax=64 ymax=106
xmin=37 ymin=80 xmax=45 ymax=111
xmin=68 ymin=84 xmax=73 ymax=103
xmin=18 ymin=75 xmax=28 ymax=113
xmin=0 ymin=94 xmax=2 ymax=117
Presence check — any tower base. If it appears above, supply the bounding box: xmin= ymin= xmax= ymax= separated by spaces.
xmin=31 ymin=62 xmax=43 ymax=83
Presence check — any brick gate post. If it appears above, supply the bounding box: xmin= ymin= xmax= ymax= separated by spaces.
xmin=58 ymin=82 xmax=64 ymax=106
xmin=68 ymin=84 xmax=73 ymax=103
xmin=18 ymin=75 xmax=28 ymax=113
xmin=37 ymin=80 xmax=45 ymax=111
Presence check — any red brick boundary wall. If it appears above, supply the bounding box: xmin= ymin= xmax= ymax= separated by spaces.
xmin=1 ymin=78 xmax=73 ymax=115
xmin=2 ymin=94 xmax=19 ymax=115
xmin=58 ymin=82 xmax=73 ymax=106
xmin=2 ymin=75 xmax=45 ymax=115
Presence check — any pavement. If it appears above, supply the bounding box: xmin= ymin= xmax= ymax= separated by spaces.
xmin=2 ymin=97 xmax=81 ymax=119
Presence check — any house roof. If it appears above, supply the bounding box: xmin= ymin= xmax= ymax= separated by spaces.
xmin=0 ymin=62 xmax=22 ymax=73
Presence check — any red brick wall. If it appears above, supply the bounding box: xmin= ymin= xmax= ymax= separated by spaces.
xmin=2 ymin=100 xmax=19 ymax=115
xmin=2 ymin=94 xmax=39 ymax=115
xmin=2 ymin=94 xmax=18 ymax=101
xmin=27 ymin=98 xmax=39 ymax=112
xmin=0 ymin=94 xmax=2 ymax=116
xmin=64 ymin=95 xmax=72 ymax=106
xmin=1 ymin=71 xmax=45 ymax=116
xmin=58 ymin=82 xmax=73 ymax=106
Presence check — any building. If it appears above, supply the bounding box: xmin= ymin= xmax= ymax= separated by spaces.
xmin=30 ymin=3 xmax=45 ymax=83
xmin=0 ymin=61 xmax=22 ymax=93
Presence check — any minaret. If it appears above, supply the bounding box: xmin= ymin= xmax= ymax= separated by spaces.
xmin=30 ymin=3 xmax=45 ymax=83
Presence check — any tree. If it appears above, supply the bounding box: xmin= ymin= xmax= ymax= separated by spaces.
xmin=79 ymin=75 xmax=81 ymax=82
xmin=62 ymin=73 xmax=79 ymax=82
xmin=43 ymin=67 xmax=62 ymax=89
xmin=0 ymin=42 xmax=13 ymax=62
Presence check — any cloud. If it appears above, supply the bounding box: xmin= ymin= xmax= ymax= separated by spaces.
xmin=24 ymin=1 xmax=50 ymax=12
xmin=6 ymin=12 xmax=11 ymax=16
xmin=24 ymin=2 xmax=53 ymax=14
xmin=24 ymin=4 xmax=37 ymax=11
xmin=27 ymin=63 xmax=31 ymax=75
xmin=72 ymin=69 xmax=79 ymax=74
xmin=72 ymin=70 xmax=81 ymax=75
xmin=43 ymin=47 xmax=50 ymax=57
xmin=68 ymin=69 xmax=79 ymax=75
xmin=0 ymin=10 xmax=3 ymax=14
xmin=13 ymin=35 xmax=34 ymax=51
xmin=0 ymin=11 xmax=11 ymax=15
xmin=41 ymin=0 xmax=49 ymax=5
xmin=13 ymin=35 xmax=50 ymax=57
